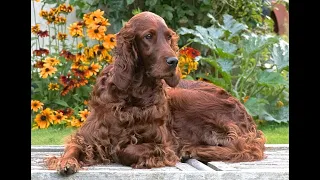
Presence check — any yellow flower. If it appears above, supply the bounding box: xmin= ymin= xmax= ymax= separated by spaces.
xmin=54 ymin=16 xmax=67 ymax=25
xmin=31 ymin=100 xmax=44 ymax=112
xmin=79 ymin=109 xmax=90 ymax=121
xmin=67 ymin=116 xmax=82 ymax=128
xmin=84 ymin=100 xmax=88 ymax=105
xmin=40 ymin=64 xmax=57 ymax=78
xmin=87 ymin=26 xmax=106 ymax=40
xmin=44 ymin=57 xmax=60 ymax=66
xmin=93 ymin=44 xmax=111 ymax=61
xmin=52 ymin=111 xmax=67 ymax=124
xmin=39 ymin=10 xmax=48 ymax=18
xmin=57 ymin=32 xmax=67 ymax=40
xmin=77 ymin=42 xmax=84 ymax=49
xmin=34 ymin=108 xmax=54 ymax=129
xmin=87 ymin=17 xmax=110 ymax=29
xmin=84 ymin=9 xmax=105 ymax=26
xmin=85 ymin=62 xmax=102 ymax=78
xmin=31 ymin=24 xmax=40 ymax=35
xmin=83 ymin=47 xmax=95 ymax=59
xmin=48 ymin=83 xmax=60 ymax=90
xmin=68 ymin=22 xmax=83 ymax=37
xmin=103 ymin=34 xmax=116 ymax=50
xmin=277 ymin=101 xmax=284 ymax=108
xmin=243 ymin=96 xmax=250 ymax=103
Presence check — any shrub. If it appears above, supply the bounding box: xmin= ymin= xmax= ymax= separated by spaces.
xmin=177 ymin=13 xmax=289 ymax=123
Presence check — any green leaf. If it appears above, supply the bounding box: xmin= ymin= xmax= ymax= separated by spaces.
xmin=162 ymin=11 xmax=173 ymax=21
xmin=216 ymin=58 xmax=233 ymax=73
xmin=53 ymin=99 xmax=69 ymax=107
xmin=244 ymin=97 xmax=269 ymax=117
xmin=207 ymin=27 xmax=224 ymax=39
xmin=222 ymin=14 xmax=248 ymax=38
xmin=126 ymin=0 xmax=135 ymax=5
xmin=184 ymin=75 xmax=194 ymax=80
xmin=257 ymin=71 xmax=287 ymax=86
xmin=270 ymin=39 xmax=289 ymax=72
xmin=145 ymin=0 xmax=157 ymax=6
xmin=241 ymin=33 xmax=279 ymax=57
xmin=177 ymin=27 xmax=196 ymax=35
xmin=214 ymin=39 xmax=237 ymax=54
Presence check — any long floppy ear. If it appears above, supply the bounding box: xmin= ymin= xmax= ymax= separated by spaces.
xmin=163 ymin=29 xmax=181 ymax=87
xmin=112 ymin=22 xmax=138 ymax=90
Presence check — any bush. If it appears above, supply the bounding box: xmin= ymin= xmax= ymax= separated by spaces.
xmin=177 ymin=13 xmax=289 ymax=123
xmin=31 ymin=2 xmax=116 ymax=129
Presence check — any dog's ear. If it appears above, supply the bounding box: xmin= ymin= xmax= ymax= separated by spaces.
xmin=112 ymin=23 xmax=138 ymax=90
xmin=170 ymin=29 xmax=179 ymax=54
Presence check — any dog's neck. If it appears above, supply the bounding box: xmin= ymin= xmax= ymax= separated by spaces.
xmin=125 ymin=69 xmax=166 ymax=107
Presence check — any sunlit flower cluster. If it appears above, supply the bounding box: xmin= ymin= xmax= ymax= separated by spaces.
xmin=178 ymin=47 xmax=200 ymax=78
xmin=31 ymin=100 xmax=90 ymax=129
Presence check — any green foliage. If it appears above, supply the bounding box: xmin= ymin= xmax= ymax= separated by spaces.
xmin=68 ymin=0 xmax=275 ymax=36
xmin=177 ymin=14 xmax=289 ymax=123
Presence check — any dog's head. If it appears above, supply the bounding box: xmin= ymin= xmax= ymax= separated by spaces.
xmin=112 ymin=11 xmax=180 ymax=90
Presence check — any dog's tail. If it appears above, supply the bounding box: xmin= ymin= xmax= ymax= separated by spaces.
xmin=180 ymin=129 xmax=266 ymax=163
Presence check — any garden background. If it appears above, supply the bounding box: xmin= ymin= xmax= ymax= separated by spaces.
xmin=31 ymin=0 xmax=289 ymax=144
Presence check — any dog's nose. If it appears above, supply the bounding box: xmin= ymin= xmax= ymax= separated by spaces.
xmin=166 ymin=57 xmax=178 ymax=68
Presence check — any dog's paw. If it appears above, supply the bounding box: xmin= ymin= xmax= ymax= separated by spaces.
xmin=56 ymin=157 xmax=80 ymax=176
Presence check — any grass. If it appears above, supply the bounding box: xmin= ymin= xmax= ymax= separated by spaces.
xmin=31 ymin=122 xmax=288 ymax=145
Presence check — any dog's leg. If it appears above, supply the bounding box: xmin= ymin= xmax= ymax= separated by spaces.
xmin=117 ymin=143 xmax=179 ymax=168
xmin=179 ymin=134 xmax=266 ymax=163
xmin=45 ymin=145 xmax=82 ymax=176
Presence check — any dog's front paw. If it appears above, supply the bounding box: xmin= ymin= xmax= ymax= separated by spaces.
xmin=56 ymin=157 xmax=80 ymax=176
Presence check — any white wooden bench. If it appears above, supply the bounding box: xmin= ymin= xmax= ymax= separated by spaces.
xmin=31 ymin=144 xmax=288 ymax=180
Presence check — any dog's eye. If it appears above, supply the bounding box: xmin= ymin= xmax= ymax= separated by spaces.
xmin=145 ymin=34 xmax=152 ymax=39
xmin=167 ymin=35 xmax=172 ymax=40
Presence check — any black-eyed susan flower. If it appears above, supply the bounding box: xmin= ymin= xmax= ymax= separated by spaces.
xmin=77 ymin=42 xmax=84 ymax=49
xmin=31 ymin=24 xmax=40 ymax=35
xmin=75 ymin=53 xmax=88 ymax=63
xmin=34 ymin=108 xmax=54 ymax=129
xmin=48 ymin=83 xmax=60 ymax=90
xmin=68 ymin=22 xmax=83 ymax=37
xmin=60 ymin=49 xmax=76 ymax=61
xmin=83 ymin=47 xmax=95 ymax=59
xmin=40 ymin=64 xmax=57 ymax=78
xmin=31 ymin=100 xmax=44 ymax=112
xmin=33 ymin=60 xmax=45 ymax=68
xmin=54 ymin=16 xmax=67 ymax=25
xmin=57 ymin=108 xmax=74 ymax=117
xmin=71 ymin=68 xmax=86 ymax=78
xmin=74 ymin=78 xmax=88 ymax=87
xmin=79 ymin=109 xmax=90 ymax=121
xmin=37 ymin=30 xmax=49 ymax=37
xmin=57 ymin=32 xmax=67 ymax=41
xmin=84 ymin=9 xmax=104 ymax=26
xmin=84 ymin=62 xmax=101 ymax=78
xmin=103 ymin=34 xmax=116 ymax=50
xmin=39 ymin=10 xmax=48 ymax=18
xmin=93 ymin=44 xmax=110 ymax=61
xmin=44 ymin=57 xmax=60 ymax=66
xmin=87 ymin=17 xmax=110 ymax=29
xmin=67 ymin=116 xmax=82 ymax=128
xmin=52 ymin=111 xmax=67 ymax=124
xmin=87 ymin=26 xmax=106 ymax=40
xmin=33 ymin=48 xmax=49 ymax=56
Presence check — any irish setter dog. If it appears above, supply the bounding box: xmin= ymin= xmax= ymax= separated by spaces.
xmin=45 ymin=11 xmax=266 ymax=175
